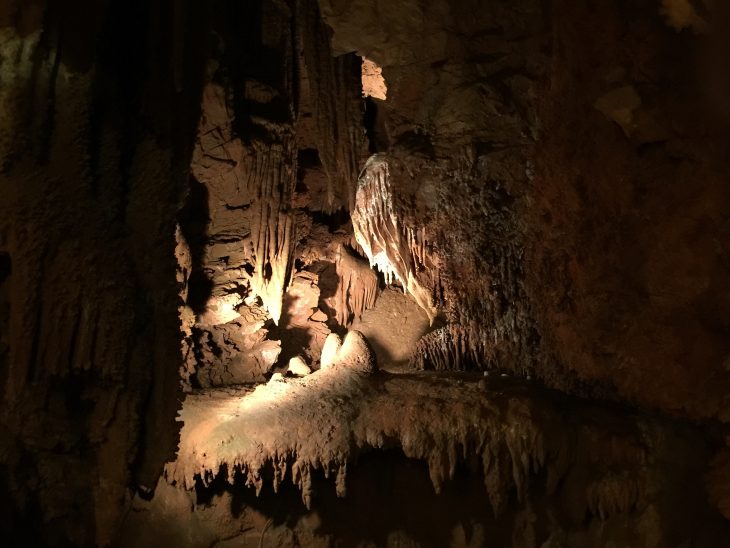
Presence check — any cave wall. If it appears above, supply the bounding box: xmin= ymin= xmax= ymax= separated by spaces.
xmin=323 ymin=0 xmax=548 ymax=382
xmin=319 ymin=0 xmax=730 ymax=519
xmin=178 ymin=0 xmax=371 ymax=389
xmin=529 ymin=0 xmax=730 ymax=422
xmin=0 ymin=0 xmax=209 ymax=544
xmin=2 ymin=0 xmax=730 ymax=543
xmin=319 ymin=0 xmax=730 ymax=421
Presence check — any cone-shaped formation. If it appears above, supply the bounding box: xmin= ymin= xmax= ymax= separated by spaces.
xmin=351 ymin=155 xmax=438 ymax=322
xmin=287 ymin=356 xmax=312 ymax=377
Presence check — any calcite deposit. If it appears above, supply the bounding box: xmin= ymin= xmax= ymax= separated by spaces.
xmin=1 ymin=0 xmax=729 ymax=545
xmin=162 ymin=340 xmax=722 ymax=546
xmin=351 ymin=155 xmax=440 ymax=323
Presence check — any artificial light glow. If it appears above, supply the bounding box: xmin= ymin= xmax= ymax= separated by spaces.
xmin=361 ymin=57 xmax=387 ymax=100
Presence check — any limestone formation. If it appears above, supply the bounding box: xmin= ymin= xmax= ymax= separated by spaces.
xmin=2 ymin=0 xmax=730 ymax=545
xmin=167 ymin=357 xmax=709 ymax=546
xmin=351 ymin=155 xmax=439 ymax=322
xmin=332 ymin=244 xmax=379 ymax=326
xmin=287 ymin=356 xmax=312 ymax=376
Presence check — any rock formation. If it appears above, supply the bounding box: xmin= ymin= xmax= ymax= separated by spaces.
xmin=1 ymin=0 xmax=730 ymax=545
xmin=164 ymin=356 xmax=720 ymax=546
xmin=351 ymin=155 xmax=440 ymax=322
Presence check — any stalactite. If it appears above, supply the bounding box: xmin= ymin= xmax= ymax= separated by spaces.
xmin=351 ymin=154 xmax=439 ymax=322
xmin=586 ymin=474 xmax=646 ymax=520
xmin=245 ymin=138 xmax=297 ymax=324
xmin=332 ymin=244 xmax=379 ymax=326
xmin=187 ymin=3 xmax=299 ymax=331
xmin=166 ymin=338 xmax=661 ymax=520
xmin=298 ymin=0 xmax=364 ymax=211
xmin=410 ymin=324 xmax=494 ymax=371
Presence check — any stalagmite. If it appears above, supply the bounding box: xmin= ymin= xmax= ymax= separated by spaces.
xmin=351 ymin=155 xmax=439 ymax=322
xmin=320 ymin=332 xmax=342 ymax=370
xmin=410 ymin=324 xmax=493 ymax=371
xmin=288 ymin=356 xmax=312 ymax=376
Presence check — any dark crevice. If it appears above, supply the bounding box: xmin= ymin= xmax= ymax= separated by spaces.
xmin=307 ymin=207 xmax=350 ymax=231
xmin=178 ymin=176 xmax=213 ymax=315
xmin=363 ymin=97 xmax=381 ymax=153
xmin=0 ymin=252 xmax=10 ymax=394
xmin=96 ymin=0 xmax=148 ymax=223
xmin=297 ymin=148 xmax=321 ymax=169
xmin=0 ymin=253 xmax=10 ymax=284
xmin=191 ymin=449 xmax=513 ymax=548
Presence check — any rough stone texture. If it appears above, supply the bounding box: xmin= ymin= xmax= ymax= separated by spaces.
xmin=178 ymin=0 xmax=369 ymax=387
xmin=330 ymin=244 xmax=380 ymax=327
xmin=0 ymin=0 xmax=209 ymax=544
xmin=0 ymin=252 xmax=9 ymax=389
xmin=298 ymin=0 xmax=366 ymax=212
xmin=361 ymin=57 xmax=387 ymax=100
xmin=192 ymin=307 xmax=281 ymax=388
xmin=349 ymin=286 xmax=431 ymax=370
xmin=528 ymin=0 xmax=730 ymax=423
xmin=708 ymin=446 xmax=730 ymax=521
xmin=318 ymin=0 xmax=730 ymax=422
xmin=276 ymin=271 xmax=331 ymax=366
xmin=3 ymin=0 xmax=730 ymax=543
xmin=320 ymin=0 xmax=546 ymax=386
xmin=352 ymin=155 xmax=439 ymax=322
xmin=158 ymin=362 xmax=728 ymax=546
xmin=317 ymin=0 xmax=730 ymax=522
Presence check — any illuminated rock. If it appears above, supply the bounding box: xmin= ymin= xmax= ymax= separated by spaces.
xmin=351 ymin=155 xmax=438 ymax=323
xmin=167 ymin=365 xmax=697 ymax=526
xmin=280 ymin=272 xmax=331 ymax=364
xmin=361 ymin=57 xmax=387 ymax=100
xmin=287 ymin=356 xmax=312 ymax=377
xmin=198 ymin=294 xmax=243 ymax=326
xmin=320 ymin=333 xmax=342 ymax=370
xmin=268 ymin=372 xmax=285 ymax=383
xmin=332 ymin=244 xmax=379 ymax=326
xmin=310 ymin=309 xmax=328 ymax=322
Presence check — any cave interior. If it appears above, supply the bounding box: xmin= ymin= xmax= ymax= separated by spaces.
xmin=1 ymin=0 xmax=730 ymax=546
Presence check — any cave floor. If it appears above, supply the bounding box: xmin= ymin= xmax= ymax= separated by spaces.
xmin=348 ymin=287 xmax=431 ymax=371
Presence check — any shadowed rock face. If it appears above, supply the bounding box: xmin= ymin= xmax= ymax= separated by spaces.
xmin=319 ymin=0 xmax=730 ymax=419
xmin=0 ymin=0 xmax=211 ymax=544
xmin=2 ymin=0 xmax=730 ymax=544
